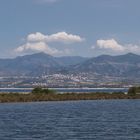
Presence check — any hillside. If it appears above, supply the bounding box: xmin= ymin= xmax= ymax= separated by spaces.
xmin=70 ymin=53 xmax=140 ymax=77
xmin=0 ymin=52 xmax=140 ymax=79
xmin=0 ymin=53 xmax=87 ymax=76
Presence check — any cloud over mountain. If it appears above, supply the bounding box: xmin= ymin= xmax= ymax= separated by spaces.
xmin=97 ymin=39 xmax=124 ymax=51
xmin=15 ymin=32 xmax=84 ymax=55
xmin=92 ymin=38 xmax=140 ymax=54
xmin=15 ymin=42 xmax=61 ymax=55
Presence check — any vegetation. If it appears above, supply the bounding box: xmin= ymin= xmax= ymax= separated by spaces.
xmin=32 ymin=87 xmax=55 ymax=94
xmin=128 ymin=86 xmax=140 ymax=96
xmin=0 ymin=87 xmax=140 ymax=103
xmin=128 ymin=87 xmax=136 ymax=96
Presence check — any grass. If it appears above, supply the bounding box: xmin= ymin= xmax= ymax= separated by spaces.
xmin=0 ymin=91 xmax=139 ymax=103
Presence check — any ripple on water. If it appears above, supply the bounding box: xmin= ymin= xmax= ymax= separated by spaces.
xmin=0 ymin=100 xmax=140 ymax=140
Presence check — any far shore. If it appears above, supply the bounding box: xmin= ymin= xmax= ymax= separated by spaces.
xmin=0 ymin=92 xmax=139 ymax=103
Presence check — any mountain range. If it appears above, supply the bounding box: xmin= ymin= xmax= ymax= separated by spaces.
xmin=0 ymin=53 xmax=88 ymax=76
xmin=70 ymin=53 xmax=140 ymax=78
xmin=0 ymin=52 xmax=140 ymax=79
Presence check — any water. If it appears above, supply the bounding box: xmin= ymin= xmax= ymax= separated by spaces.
xmin=0 ymin=87 xmax=128 ymax=93
xmin=0 ymin=100 xmax=140 ymax=139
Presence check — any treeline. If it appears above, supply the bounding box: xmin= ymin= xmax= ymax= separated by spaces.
xmin=0 ymin=87 xmax=140 ymax=103
xmin=128 ymin=86 xmax=140 ymax=96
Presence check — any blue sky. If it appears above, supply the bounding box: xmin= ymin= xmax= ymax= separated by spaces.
xmin=0 ymin=0 xmax=140 ymax=58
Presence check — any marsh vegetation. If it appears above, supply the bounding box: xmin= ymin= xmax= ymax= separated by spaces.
xmin=0 ymin=87 xmax=140 ymax=103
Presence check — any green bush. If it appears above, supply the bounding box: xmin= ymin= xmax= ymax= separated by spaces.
xmin=128 ymin=87 xmax=136 ymax=96
xmin=32 ymin=87 xmax=43 ymax=94
xmin=32 ymin=87 xmax=55 ymax=94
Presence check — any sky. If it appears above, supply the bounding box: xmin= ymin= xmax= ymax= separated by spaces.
xmin=0 ymin=0 xmax=140 ymax=58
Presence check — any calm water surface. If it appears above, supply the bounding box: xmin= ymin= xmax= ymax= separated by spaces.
xmin=0 ymin=88 xmax=128 ymax=93
xmin=0 ymin=100 xmax=140 ymax=140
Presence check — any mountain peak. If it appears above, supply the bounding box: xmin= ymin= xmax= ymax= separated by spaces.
xmin=125 ymin=52 xmax=137 ymax=56
xmin=18 ymin=52 xmax=53 ymax=59
xmin=121 ymin=53 xmax=140 ymax=59
xmin=30 ymin=52 xmax=52 ymax=57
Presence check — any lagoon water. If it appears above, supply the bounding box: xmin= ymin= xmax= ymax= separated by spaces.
xmin=0 ymin=87 xmax=128 ymax=93
xmin=0 ymin=100 xmax=140 ymax=139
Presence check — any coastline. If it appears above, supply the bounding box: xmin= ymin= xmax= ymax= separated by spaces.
xmin=0 ymin=92 xmax=139 ymax=103
xmin=0 ymin=87 xmax=128 ymax=94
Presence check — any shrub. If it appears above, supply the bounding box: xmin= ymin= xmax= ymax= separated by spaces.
xmin=128 ymin=87 xmax=136 ymax=96
xmin=32 ymin=87 xmax=43 ymax=94
xmin=32 ymin=87 xmax=55 ymax=94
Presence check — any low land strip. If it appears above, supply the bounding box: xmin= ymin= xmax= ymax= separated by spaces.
xmin=0 ymin=87 xmax=138 ymax=103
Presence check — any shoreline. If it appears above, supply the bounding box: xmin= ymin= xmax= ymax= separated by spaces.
xmin=0 ymin=92 xmax=139 ymax=103
xmin=0 ymin=87 xmax=128 ymax=94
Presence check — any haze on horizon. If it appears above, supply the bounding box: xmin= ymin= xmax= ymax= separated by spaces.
xmin=0 ymin=0 xmax=140 ymax=58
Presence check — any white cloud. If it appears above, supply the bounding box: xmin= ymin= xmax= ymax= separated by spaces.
xmin=27 ymin=32 xmax=84 ymax=43
xmin=97 ymin=39 xmax=124 ymax=51
xmin=27 ymin=32 xmax=46 ymax=42
xmin=92 ymin=38 xmax=140 ymax=54
xmin=15 ymin=42 xmax=61 ymax=55
xmin=14 ymin=31 xmax=84 ymax=56
xmin=125 ymin=44 xmax=140 ymax=53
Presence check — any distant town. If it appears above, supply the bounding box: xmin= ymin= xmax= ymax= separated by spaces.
xmin=0 ymin=72 xmax=139 ymax=88
xmin=1 ymin=52 xmax=140 ymax=88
